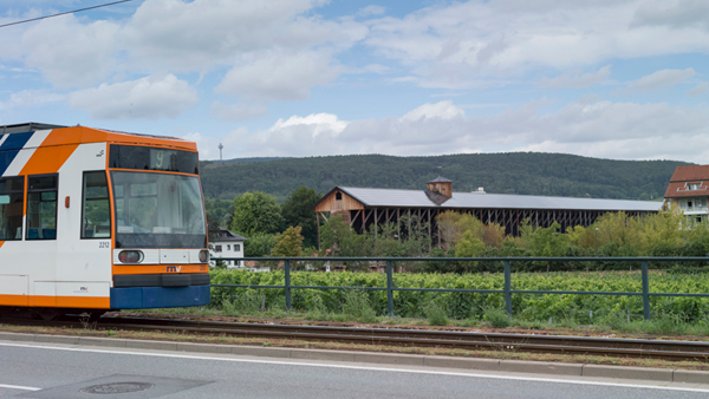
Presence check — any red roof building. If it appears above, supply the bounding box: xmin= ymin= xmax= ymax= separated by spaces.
xmin=664 ymin=165 xmax=709 ymax=223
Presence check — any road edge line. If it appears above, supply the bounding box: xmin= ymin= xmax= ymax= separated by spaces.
xmin=0 ymin=331 xmax=705 ymax=385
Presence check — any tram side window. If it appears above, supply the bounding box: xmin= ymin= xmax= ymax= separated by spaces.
xmin=0 ymin=177 xmax=24 ymax=240
xmin=82 ymin=171 xmax=111 ymax=239
xmin=26 ymin=175 xmax=58 ymax=240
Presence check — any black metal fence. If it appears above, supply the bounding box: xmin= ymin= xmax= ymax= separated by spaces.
xmin=211 ymin=256 xmax=709 ymax=320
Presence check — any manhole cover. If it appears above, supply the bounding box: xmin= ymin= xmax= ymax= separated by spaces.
xmin=80 ymin=382 xmax=154 ymax=394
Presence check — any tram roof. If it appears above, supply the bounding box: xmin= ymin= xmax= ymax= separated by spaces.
xmin=1 ymin=122 xmax=180 ymax=139
xmin=0 ymin=122 xmax=194 ymax=151
xmin=0 ymin=122 xmax=67 ymax=134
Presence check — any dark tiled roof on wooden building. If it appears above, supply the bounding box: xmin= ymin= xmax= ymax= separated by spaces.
xmin=333 ymin=186 xmax=661 ymax=212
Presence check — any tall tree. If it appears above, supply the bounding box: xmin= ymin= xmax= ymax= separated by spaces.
xmin=319 ymin=214 xmax=368 ymax=256
xmin=205 ymin=198 xmax=234 ymax=230
xmin=245 ymin=233 xmax=276 ymax=257
xmin=281 ymin=186 xmax=320 ymax=248
xmin=230 ymin=191 xmax=283 ymax=235
xmin=271 ymin=226 xmax=304 ymax=257
xmin=518 ymin=222 xmax=571 ymax=257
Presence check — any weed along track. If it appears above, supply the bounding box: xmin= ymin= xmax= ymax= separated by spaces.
xmin=81 ymin=315 xmax=709 ymax=361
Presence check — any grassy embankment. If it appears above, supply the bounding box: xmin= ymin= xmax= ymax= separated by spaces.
xmin=199 ymin=268 xmax=709 ymax=336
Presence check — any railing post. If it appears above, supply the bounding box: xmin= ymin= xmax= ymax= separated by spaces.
xmin=503 ymin=260 xmax=513 ymax=315
xmin=386 ymin=260 xmax=395 ymax=317
xmin=284 ymin=259 xmax=292 ymax=311
xmin=641 ymin=261 xmax=650 ymax=320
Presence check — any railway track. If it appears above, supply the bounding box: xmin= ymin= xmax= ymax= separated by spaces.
xmin=2 ymin=313 xmax=706 ymax=361
xmin=91 ymin=315 xmax=708 ymax=361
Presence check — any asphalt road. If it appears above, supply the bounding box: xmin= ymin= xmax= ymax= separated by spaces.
xmin=0 ymin=340 xmax=707 ymax=399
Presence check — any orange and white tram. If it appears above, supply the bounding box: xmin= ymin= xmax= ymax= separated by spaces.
xmin=0 ymin=123 xmax=210 ymax=316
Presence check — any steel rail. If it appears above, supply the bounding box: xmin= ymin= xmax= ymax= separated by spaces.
xmin=92 ymin=315 xmax=708 ymax=361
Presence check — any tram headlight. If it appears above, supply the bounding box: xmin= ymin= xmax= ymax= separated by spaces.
xmin=199 ymin=249 xmax=209 ymax=263
xmin=118 ymin=250 xmax=144 ymax=264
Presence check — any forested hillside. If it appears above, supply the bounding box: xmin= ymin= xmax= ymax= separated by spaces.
xmin=200 ymin=152 xmax=687 ymax=201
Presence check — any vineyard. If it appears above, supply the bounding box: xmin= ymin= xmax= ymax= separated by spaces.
xmin=210 ymin=268 xmax=709 ymax=325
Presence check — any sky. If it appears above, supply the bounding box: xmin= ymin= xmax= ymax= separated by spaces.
xmin=1 ymin=0 xmax=708 ymax=162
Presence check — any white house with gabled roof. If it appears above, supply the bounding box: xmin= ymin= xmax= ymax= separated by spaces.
xmin=208 ymin=229 xmax=246 ymax=268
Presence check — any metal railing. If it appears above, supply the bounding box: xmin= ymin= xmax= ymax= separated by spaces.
xmin=211 ymin=256 xmax=709 ymax=320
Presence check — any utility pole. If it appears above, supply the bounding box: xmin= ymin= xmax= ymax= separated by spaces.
xmin=218 ymin=143 xmax=223 ymax=161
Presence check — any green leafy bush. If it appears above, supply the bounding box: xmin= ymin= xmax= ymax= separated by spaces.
xmin=341 ymin=290 xmax=378 ymax=323
xmin=483 ymin=308 xmax=511 ymax=328
xmin=210 ymin=268 xmax=709 ymax=325
xmin=423 ymin=300 xmax=449 ymax=326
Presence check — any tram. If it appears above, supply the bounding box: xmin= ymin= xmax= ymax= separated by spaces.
xmin=0 ymin=123 xmax=210 ymax=316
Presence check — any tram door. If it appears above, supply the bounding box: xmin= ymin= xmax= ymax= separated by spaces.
xmin=35 ymin=143 xmax=112 ymax=308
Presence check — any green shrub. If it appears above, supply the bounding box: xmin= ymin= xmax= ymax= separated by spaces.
xmin=341 ymin=290 xmax=378 ymax=323
xmin=423 ymin=301 xmax=449 ymax=326
xmin=209 ymin=269 xmax=709 ymax=327
xmin=483 ymin=308 xmax=511 ymax=328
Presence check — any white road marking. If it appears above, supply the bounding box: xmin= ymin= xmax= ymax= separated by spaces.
xmin=0 ymin=383 xmax=41 ymax=391
xmin=0 ymin=341 xmax=708 ymax=394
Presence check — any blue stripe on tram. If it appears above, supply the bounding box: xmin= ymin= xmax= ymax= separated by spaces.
xmin=0 ymin=131 xmax=34 ymax=176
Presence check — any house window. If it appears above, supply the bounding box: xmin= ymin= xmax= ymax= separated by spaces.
xmin=688 ymin=183 xmax=701 ymax=190
xmin=234 ymin=244 xmax=241 ymax=252
xmin=335 ymin=192 xmax=342 ymax=200
xmin=215 ymin=245 xmax=222 ymax=253
xmin=687 ymin=200 xmax=693 ymax=208
xmin=227 ymin=244 xmax=231 ymax=251
xmin=696 ymin=216 xmax=703 ymax=223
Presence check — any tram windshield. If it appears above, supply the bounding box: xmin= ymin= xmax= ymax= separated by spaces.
xmin=111 ymin=171 xmax=206 ymax=248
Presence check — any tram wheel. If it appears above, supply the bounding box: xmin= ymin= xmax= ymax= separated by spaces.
xmin=33 ymin=309 xmax=61 ymax=321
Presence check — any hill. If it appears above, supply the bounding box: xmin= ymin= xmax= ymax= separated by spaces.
xmin=200 ymin=152 xmax=687 ymax=201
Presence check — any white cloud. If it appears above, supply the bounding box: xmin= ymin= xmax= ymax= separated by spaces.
xmin=357 ymin=5 xmax=386 ymax=17
xmin=69 ymin=74 xmax=197 ymax=119
xmin=122 ymin=0 xmax=365 ymax=71
xmin=365 ymin=1 xmax=709 ymax=88
xmin=541 ymin=65 xmax=612 ymax=89
xmin=516 ymin=134 xmax=709 ymax=162
xmin=633 ymin=0 xmax=709 ymax=31
xmin=344 ymin=63 xmax=392 ymax=75
xmin=214 ymin=113 xmax=348 ymax=158
xmin=212 ymin=99 xmax=709 ymax=163
xmin=0 ymin=89 xmax=63 ymax=110
xmin=626 ymin=68 xmax=695 ymax=91
xmin=2 ymin=0 xmax=366 ymax=100
xmin=19 ymin=15 xmax=120 ymax=87
xmin=3 ymin=0 xmax=708 ymax=165
xmin=400 ymin=100 xmax=465 ymax=122
xmin=689 ymin=82 xmax=709 ymax=96
xmin=217 ymin=51 xmax=340 ymax=100
xmin=271 ymin=113 xmax=348 ymax=139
